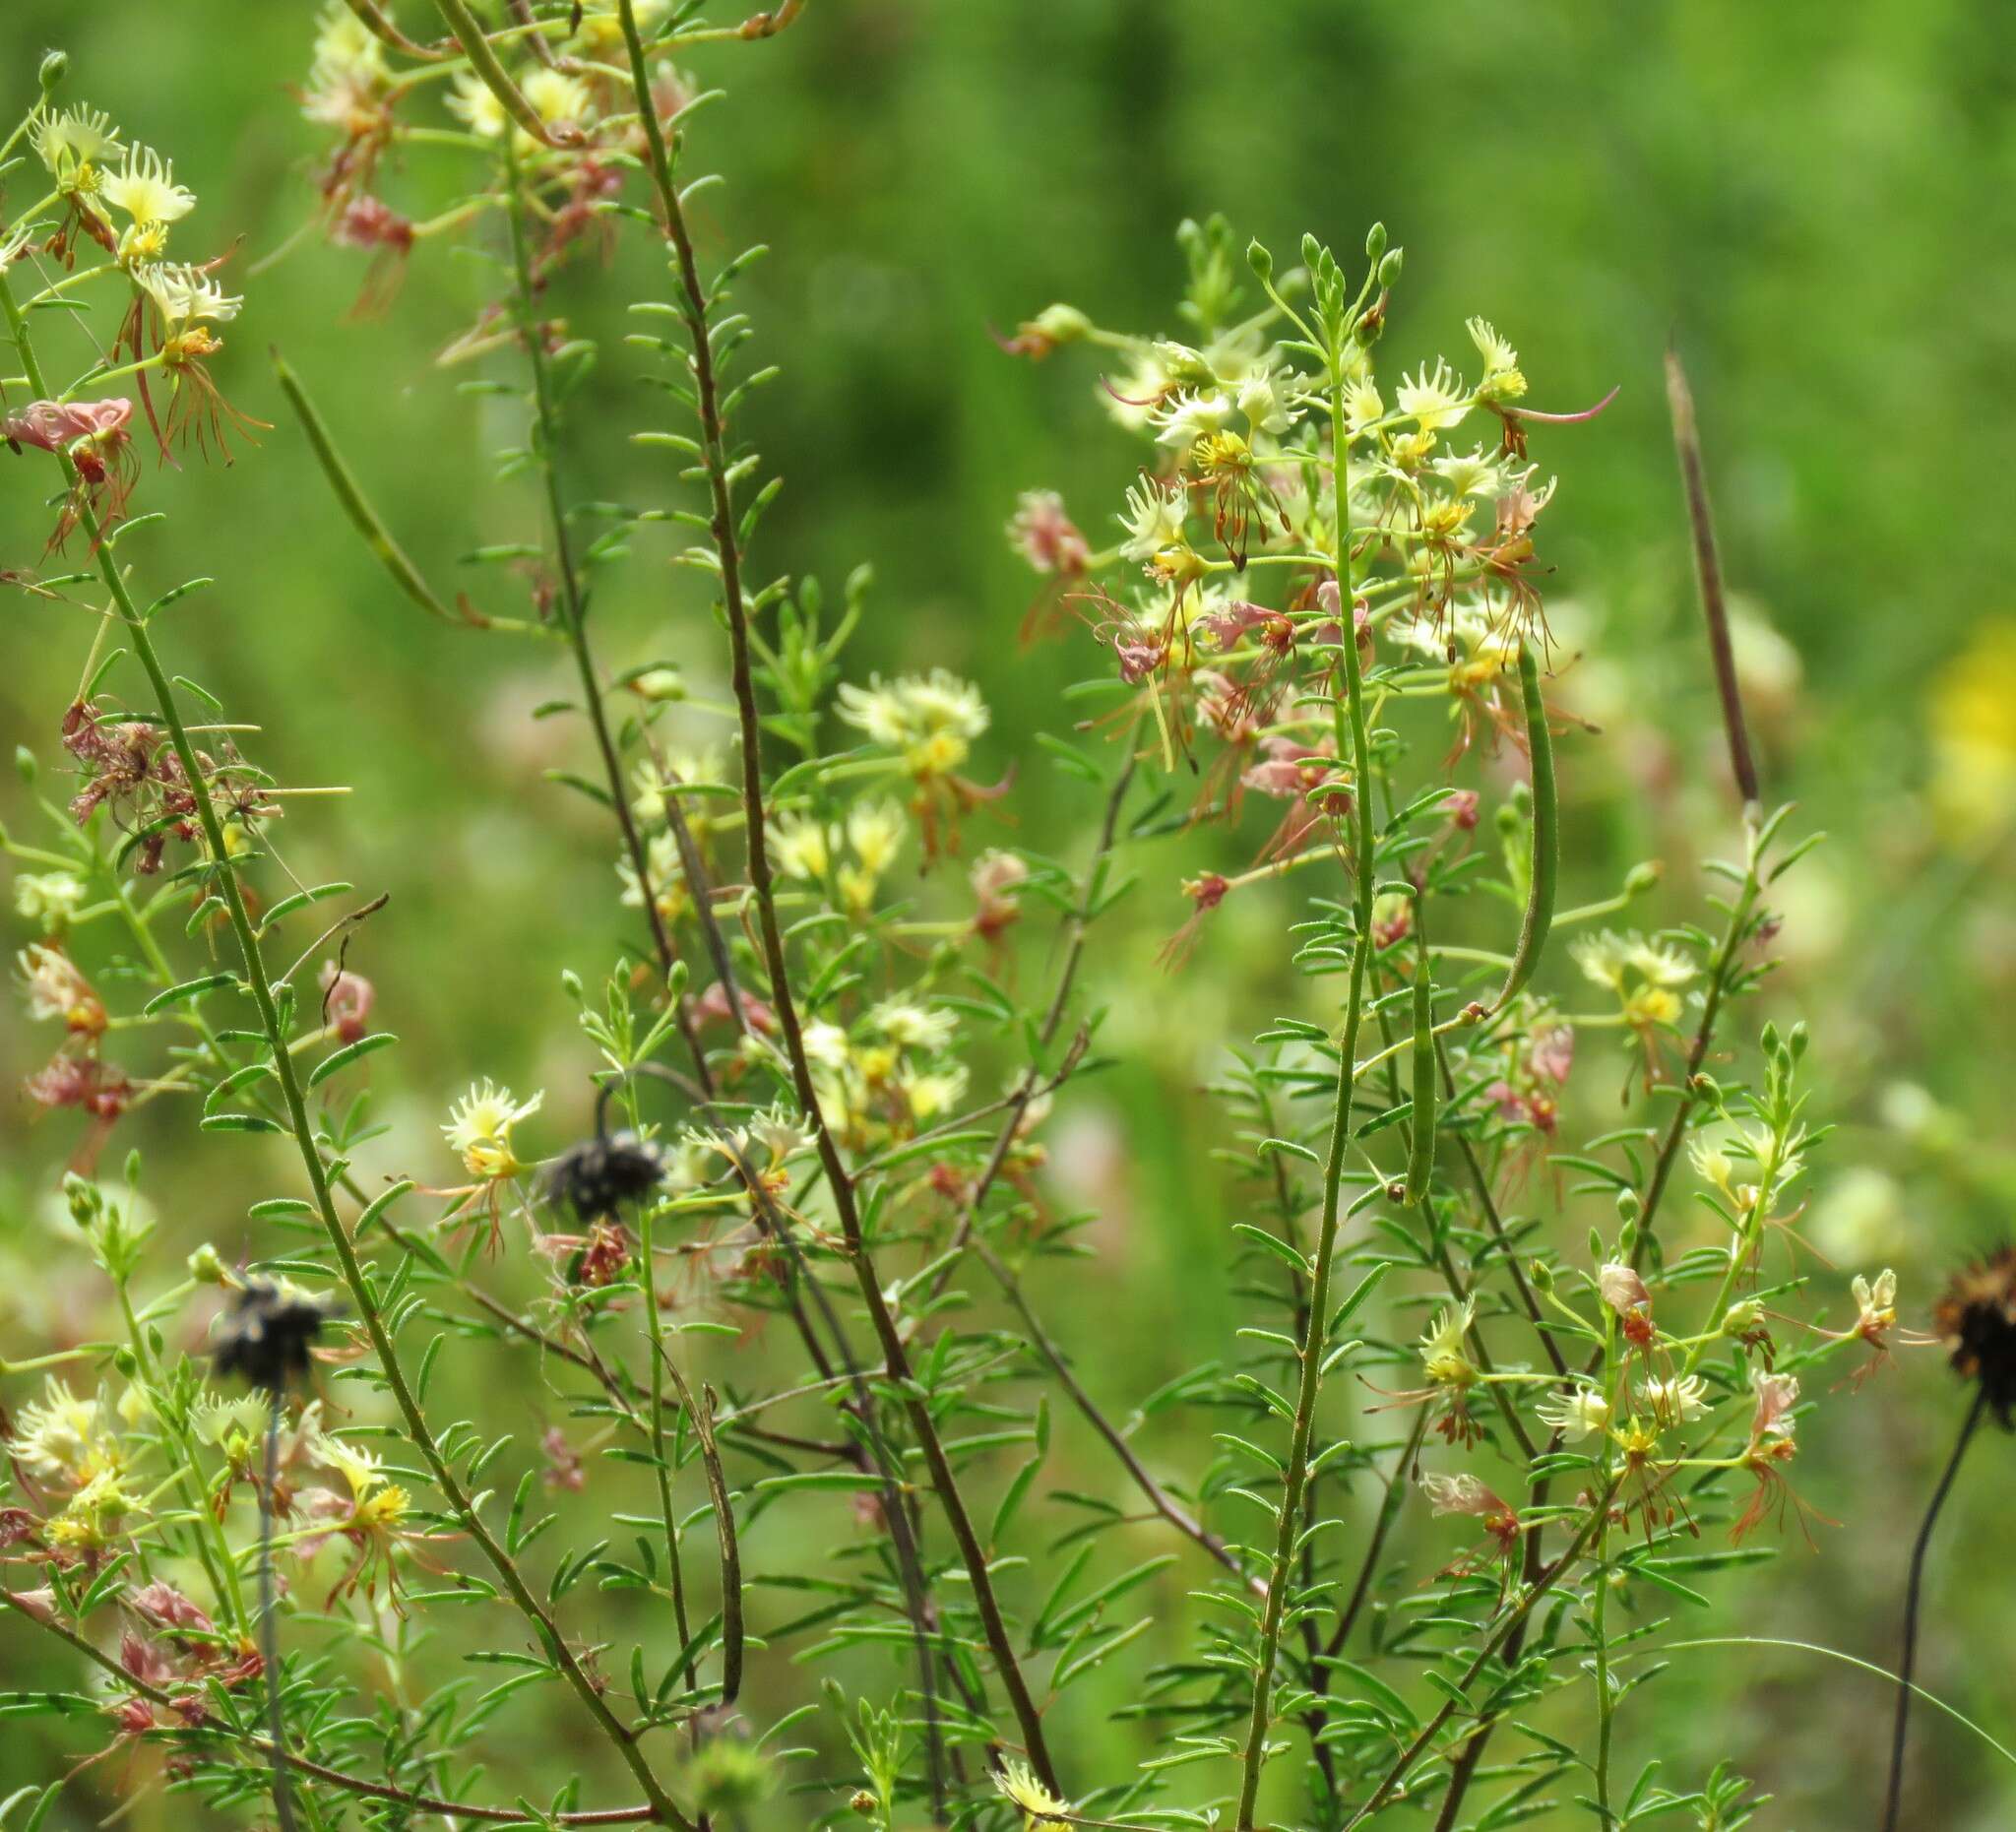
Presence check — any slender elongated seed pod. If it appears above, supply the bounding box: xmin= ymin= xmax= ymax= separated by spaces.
xmin=1492 ymin=643 xmax=1557 ymax=1013
xmin=1406 ymin=905 xmax=1437 ymax=1206
xmin=341 ymin=0 xmax=445 ymax=58
xmin=431 ymin=0 xmax=578 ymax=150
xmin=272 ymin=350 xmax=525 ymax=634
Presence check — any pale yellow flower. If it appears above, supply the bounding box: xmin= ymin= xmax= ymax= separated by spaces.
xmin=443 ymin=1079 xmax=542 ymax=1179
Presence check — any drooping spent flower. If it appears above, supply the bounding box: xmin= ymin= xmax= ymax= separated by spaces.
xmin=1747 ymin=1369 xmax=1799 ymax=1443
xmin=1599 ymin=1259 xmax=1655 ymax=1347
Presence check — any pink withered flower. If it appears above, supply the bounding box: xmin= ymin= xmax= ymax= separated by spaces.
xmin=971 ymin=849 xmax=1030 ymax=941
xmin=1747 ymin=1368 xmax=1799 ymax=1444
xmin=1732 ymin=1367 xmax=1829 ymax=1545
xmin=25 ymin=1051 xmax=132 ymax=1120
xmin=1195 ymin=597 xmax=1292 ymax=653
xmin=694 ymin=980 xmax=777 ymax=1035
xmin=1240 ymin=735 xmax=1333 ymax=799
xmin=332 ymin=194 xmax=414 ymax=317
xmin=130 ymin=1581 xmax=213 ymax=1638
xmin=3 ymin=397 xmax=138 ymax=546
xmin=19 ymin=944 xmax=107 ymax=1037
xmin=1421 ymin=1470 xmax=1522 ymax=1587
xmin=1241 ymin=734 xmax=1350 ymax=862
xmin=1006 ymin=489 xmax=1089 ymax=576
xmin=1158 ymin=870 xmax=1231 ymax=971
xmin=1422 ymin=1470 xmax=1515 ymax=1525
xmin=3 ymin=397 xmax=135 ymax=457
xmin=1599 ymin=1260 xmax=1656 ymax=1348
xmin=319 ymin=961 xmax=375 ymax=1042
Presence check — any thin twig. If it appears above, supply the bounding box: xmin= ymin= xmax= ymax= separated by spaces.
xmin=1881 ymin=1387 xmax=1987 ymax=1832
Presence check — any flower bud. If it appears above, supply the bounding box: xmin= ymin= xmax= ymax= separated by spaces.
xmin=1528 ymin=1257 xmax=1554 ymax=1292
xmin=1030 ymin=302 xmax=1091 ymax=346
xmin=1378 ymin=247 xmax=1405 ymax=287
xmin=64 ymin=1172 xmax=101 ymax=1232
xmin=38 ymin=50 xmax=68 ymax=95
xmin=1722 ymin=1297 xmax=1764 ymax=1337
xmin=1363 ymin=221 xmax=1387 ymax=261
xmin=1246 ymin=238 xmax=1273 ymax=282
xmin=15 ymin=745 xmax=34 ymax=785
xmin=188 ymin=1242 xmax=229 ymax=1286
xmin=1615 ymin=1189 xmax=1642 ymax=1226
xmin=630 ymin=666 xmax=685 ymax=703
xmin=1623 ymin=860 xmax=1661 ymax=896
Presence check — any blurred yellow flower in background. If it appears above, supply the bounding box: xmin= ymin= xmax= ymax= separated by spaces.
xmin=1928 ymin=620 xmax=2016 ymax=837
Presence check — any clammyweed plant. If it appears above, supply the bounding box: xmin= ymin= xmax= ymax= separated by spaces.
xmin=0 ymin=6 xmax=1956 ymax=1832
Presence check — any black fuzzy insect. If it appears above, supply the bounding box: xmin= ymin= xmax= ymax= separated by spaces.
xmin=212 ymin=1279 xmax=341 ymax=1396
xmin=544 ymin=1128 xmax=666 ymax=1223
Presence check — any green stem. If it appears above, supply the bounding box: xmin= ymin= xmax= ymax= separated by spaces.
xmin=636 ymin=1195 xmax=696 ymax=1686
xmin=1230 ymin=361 xmax=1378 ymax=1832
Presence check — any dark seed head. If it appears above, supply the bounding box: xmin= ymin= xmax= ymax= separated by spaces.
xmin=212 ymin=1279 xmax=342 ymax=1396
xmin=1933 ymin=1246 xmax=2016 ymax=1426
xmin=544 ymin=1130 xmax=665 ymax=1223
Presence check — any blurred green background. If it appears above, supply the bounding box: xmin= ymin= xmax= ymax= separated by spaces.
xmin=5 ymin=1 xmax=2016 ymax=1826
